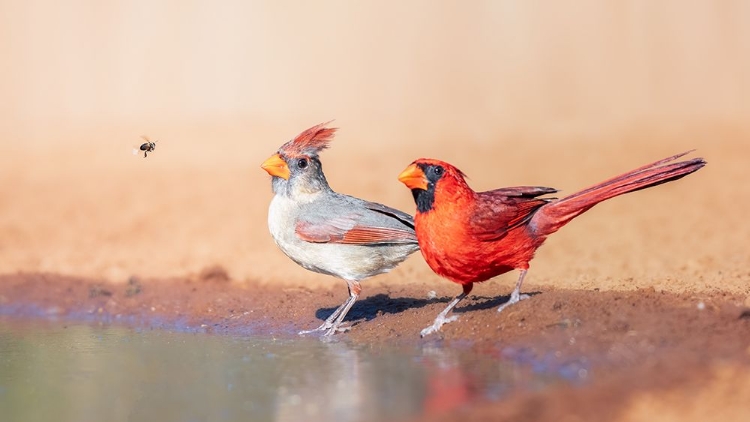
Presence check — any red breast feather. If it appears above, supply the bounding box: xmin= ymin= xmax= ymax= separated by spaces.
xmin=414 ymin=163 xmax=547 ymax=285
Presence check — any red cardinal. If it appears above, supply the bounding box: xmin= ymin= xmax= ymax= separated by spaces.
xmin=398 ymin=151 xmax=706 ymax=336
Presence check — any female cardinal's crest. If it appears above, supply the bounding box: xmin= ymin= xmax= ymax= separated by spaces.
xmin=280 ymin=121 xmax=337 ymax=157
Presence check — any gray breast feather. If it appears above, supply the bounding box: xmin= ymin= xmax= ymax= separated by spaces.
xmin=268 ymin=192 xmax=419 ymax=281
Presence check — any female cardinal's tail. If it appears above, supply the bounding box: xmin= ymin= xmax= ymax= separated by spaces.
xmin=531 ymin=151 xmax=706 ymax=236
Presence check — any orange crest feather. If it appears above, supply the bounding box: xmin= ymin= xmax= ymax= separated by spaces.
xmin=280 ymin=121 xmax=337 ymax=157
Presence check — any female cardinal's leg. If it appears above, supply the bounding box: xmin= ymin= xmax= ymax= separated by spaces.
xmin=299 ymin=280 xmax=361 ymax=335
xmin=420 ymin=283 xmax=473 ymax=337
xmin=497 ymin=269 xmax=530 ymax=313
xmin=324 ymin=280 xmax=362 ymax=336
xmin=299 ymin=298 xmax=350 ymax=335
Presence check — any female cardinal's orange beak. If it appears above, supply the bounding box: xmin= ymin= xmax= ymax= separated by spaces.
xmin=261 ymin=153 xmax=290 ymax=180
xmin=398 ymin=164 xmax=429 ymax=190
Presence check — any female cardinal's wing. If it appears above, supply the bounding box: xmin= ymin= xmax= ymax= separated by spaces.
xmin=361 ymin=200 xmax=415 ymax=229
xmin=294 ymin=196 xmax=418 ymax=246
xmin=469 ymin=186 xmax=557 ymax=242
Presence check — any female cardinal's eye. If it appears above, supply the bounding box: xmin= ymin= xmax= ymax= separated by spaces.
xmin=297 ymin=158 xmax=308 ymax=169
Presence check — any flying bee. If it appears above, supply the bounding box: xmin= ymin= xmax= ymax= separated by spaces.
xmin=133 ymin=136 xmax=158 ymax=158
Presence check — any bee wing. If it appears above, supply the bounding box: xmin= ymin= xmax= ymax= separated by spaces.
xmin=140 ymin=135 xmax=150 ymax=142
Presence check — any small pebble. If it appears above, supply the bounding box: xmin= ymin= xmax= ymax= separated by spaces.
xmin=697 ymin=301 xmax=705 ymax=310
xmin=427 ymin=290 xmax=437 ymax=300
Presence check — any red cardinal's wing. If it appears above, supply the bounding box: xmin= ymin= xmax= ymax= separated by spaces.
xmin=468 ymin=186 xmax=556 ymax=242
xmin=492 ymin=186 xmax=558 ymax=198
xmin=295 ymin=213 xmax=417 ymax=245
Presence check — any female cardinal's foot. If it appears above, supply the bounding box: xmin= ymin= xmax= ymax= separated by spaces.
xmin=299 ymin=291 xmax=358 ymax=336
xmin=324 ymin=323 xmax=352 ymax=336
xmin=298 ymin=307 xmax=345 ymax=335
xmin=298 ymin=323 xmax=332 ymax=335
xmin=420 ymin=314 xmax=459 ymax=337
xmin=497 ymin=291 xmax=530 ymax=313
xmin=298 ymin=321 xmax=352 ymax=336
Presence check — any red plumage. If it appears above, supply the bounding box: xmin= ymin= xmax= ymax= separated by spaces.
xmin=412 ymin=165 xmax=551 ymax=286
xmin=399 ymin=151 xmax=706 ymax=336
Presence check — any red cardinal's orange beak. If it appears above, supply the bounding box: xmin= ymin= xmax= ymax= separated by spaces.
xmin=261 ymin=153 xmax=290 ymax=180
xmin=398 ymin=163 xmax=429 ymax=190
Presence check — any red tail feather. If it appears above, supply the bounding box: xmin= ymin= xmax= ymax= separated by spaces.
xmin=532 ymin=152 xmax=706 ymax=236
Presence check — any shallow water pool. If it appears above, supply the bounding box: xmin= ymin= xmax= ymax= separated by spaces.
xmin=0 ymin=318 xmax=588 ymax=421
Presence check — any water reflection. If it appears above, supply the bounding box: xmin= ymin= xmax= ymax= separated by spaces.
xmin=0 ymin=319 xmax=588 ymax=421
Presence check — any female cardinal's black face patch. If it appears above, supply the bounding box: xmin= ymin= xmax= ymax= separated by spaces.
xmin=412 ymin=163 xmax=444 ymax=213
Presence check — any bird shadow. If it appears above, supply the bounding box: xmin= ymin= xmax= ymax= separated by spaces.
xmin=453 ymin=291 xmax=542 ymax=313
xmin=314 ymin=291 xmax=542 ymax=323
xmin=314 ymin=293 xmax=441 ymax=323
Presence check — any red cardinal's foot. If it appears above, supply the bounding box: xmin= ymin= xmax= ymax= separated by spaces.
xmin=497 ymin=291 xmax=530 ymax=313
xmin=420 ymin=314 xmax=459 ymax=337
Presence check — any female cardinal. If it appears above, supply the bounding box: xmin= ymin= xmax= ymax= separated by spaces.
xmin=261 ymin=122 xmax=419 ymax=336
xmin=398 ymin=151 xmax=706 ymax=336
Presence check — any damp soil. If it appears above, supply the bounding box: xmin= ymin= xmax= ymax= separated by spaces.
xmin=1 ymin=272 xmax=749 ymax=422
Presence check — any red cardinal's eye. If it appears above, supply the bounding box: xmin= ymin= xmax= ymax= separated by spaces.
xmin=297 ymin=158 xmax=308 ymax=169
xmin=432 ymin=166 xmax=443 ymax=176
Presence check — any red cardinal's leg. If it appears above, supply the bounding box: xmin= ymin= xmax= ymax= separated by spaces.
xmin=497 ymin=269 xmax=530 ymax=313
xmin=420 ymin=283 xmax=473 ymax=337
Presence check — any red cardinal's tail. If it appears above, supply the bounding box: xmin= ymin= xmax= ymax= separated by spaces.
xmin=531 ymin=151 xmax=706 ymax=236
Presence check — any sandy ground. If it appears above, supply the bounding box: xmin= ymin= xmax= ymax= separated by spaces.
xmin=1 ymin=121 xmax=750 ymax=421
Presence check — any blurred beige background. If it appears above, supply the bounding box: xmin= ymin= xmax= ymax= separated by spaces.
xmin=0 ymin=1 xmax=747 ymax=293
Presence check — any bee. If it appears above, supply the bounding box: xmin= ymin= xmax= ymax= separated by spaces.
xmin=133 ymin=136 xmax=158 ymax=158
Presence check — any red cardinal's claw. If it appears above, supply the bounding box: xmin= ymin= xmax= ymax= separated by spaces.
xmin=420 ymin=315 xmax=459 ymax=337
